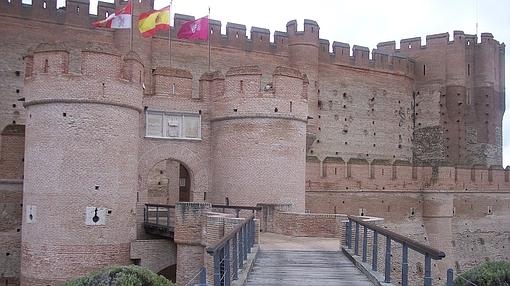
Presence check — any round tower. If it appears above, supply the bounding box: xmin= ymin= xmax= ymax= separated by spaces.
xmin=20 ymin=43 xmax=143 ymax=285
xmin=286 ymin=20 xmax=319 ymax=150
xmin=210 ymin=66 xmax=308 ymax=211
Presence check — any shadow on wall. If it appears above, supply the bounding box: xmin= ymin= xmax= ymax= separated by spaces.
xmin=0 ymin=124 xmax=25 ymax=180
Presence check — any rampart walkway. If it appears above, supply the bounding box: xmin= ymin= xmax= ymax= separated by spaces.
xmin=245 ymin=233 xmax=374 ymax=286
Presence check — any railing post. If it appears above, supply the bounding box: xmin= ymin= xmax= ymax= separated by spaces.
xmin=424 ymin=254 xmax=432 ymax=286
xmin=232 ymin=233 xmax=238 ymax=280
xmin=243 ymin=225 xmax=248 ymax=261
xmin=346 ymin=219 xmax=352 ymax=248
xmin=199 ymin=267 xmax=206 ymax=286
xmin=384 ymin=236 xmax=391 ymax=283
xmin=362 ymin=225 xmax=368 ymax=262
xmin=402 ymin=243 xmax=408 ymax=286
xmin=251 ymin=219 xmax=256 ymax=247
xmin=225 ymin=241 xmax=231 ymax=286
xmin=166 ymin=206 xmax=170 ymax=228
xmin=213 ymin=251 xmax=221 ymax=286
xmin=446 ymin=268 xmax=454 ymax=286
xmin=155 ymin=206 xmax=159 ymax=225
xmin=354 ymin=222 xmax=360 ymax=255
xmin=247 ymin=220 xmax=252 ymax=254
xmin=372 ymin=231 xmax=378 ymax=271
xmin=143 ymin=205 xmax=147 ymax=223
xmin=239 ymin=226 xmax=244 ymax=269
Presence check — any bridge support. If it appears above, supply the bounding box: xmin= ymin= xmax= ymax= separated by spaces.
xmin=174 ymin=202 xmax=211 ymax=286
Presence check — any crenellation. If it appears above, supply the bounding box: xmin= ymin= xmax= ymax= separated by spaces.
xmin=352 ymin=45 xmax=370 ymax=66
xmin=96 ymin=1 xmax=115 ymax=20
xmin=152 ymin=67 xmax=193 ymax=98
xmin=480 ymin=32 xmax=494 ymax=43
xmin=309 ymin=159 xmax=510 ymax=191
xmin=63 ymin=0 xmax=91 ymax=26
xmin=225 ymin=22 xmax=247 ymax=48
xmin=331 ymin=41 xmax=350 ymax=63
xmin=376 ymin=40 xmax=396 ymax=53
xmin=426 ymin=32 xmax=449 ymax=46
xmin=249 ymin=26 xmax=271 ymax=51
xmin=400 ymin=36 xmax=422 ymax=50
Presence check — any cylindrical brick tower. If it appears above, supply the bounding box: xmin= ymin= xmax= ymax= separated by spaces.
xmin=286 ymin=20 xmax=319 ymax=150
xmin=20 ymin=43 xmax=143 ymax=285
xmin=210 ymin=66 xmax=308 ymax=211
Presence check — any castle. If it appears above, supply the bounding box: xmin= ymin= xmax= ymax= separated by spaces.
xmin=0 ymin=0 xmax=509 ymax=285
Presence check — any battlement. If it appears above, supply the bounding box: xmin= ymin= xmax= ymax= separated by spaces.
xmin=4 ymin=1 xmax=500 ymax=78
xmin=209 ymin=65 xmax=308 ymax=122
xmin=307 ymin=157 xmax=510 ymax=191
xmin=25 ymin=42 xmax=143 ymax=82
xmin=222 ymin=65 xmax=306 ymax=99
xmin=317 ymin=40 xmax=414 ymax=76
xmin=24 ymin=42 xmax=143 ymax=110
xmin=152 ymin=67 xmax=193 ymax=98
xmin=376 ymin=30 xmax=503 ymax=54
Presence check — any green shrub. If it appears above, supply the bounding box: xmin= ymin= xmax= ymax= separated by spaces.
xmin=63 ymin=265 xmax=174 ymax=286
xmin=454 ymin=261 xmax=510 ymax=286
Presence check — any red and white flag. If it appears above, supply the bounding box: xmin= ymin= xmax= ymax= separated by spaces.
xmin=93 ymin=1 xmax=132 ymax=29
xmin=177 ymin=16 xmax=209 ymax=41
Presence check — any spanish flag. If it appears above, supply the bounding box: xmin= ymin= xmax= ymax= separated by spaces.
xmin=138 ymin=6 xmax=170 ymax=38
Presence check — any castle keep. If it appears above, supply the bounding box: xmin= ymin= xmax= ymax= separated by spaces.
xmin=0 ymin=0 xmax=508 ymax=285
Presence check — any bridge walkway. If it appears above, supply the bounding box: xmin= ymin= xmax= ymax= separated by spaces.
xmin=245 ymin=233 xmax=374 ymax=286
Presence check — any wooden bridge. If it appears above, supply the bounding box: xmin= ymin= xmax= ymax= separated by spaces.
xmin=143 ymin=204 xmax=452 ymax=286
xmin=245 ymin=233 xmax=375 ymax=286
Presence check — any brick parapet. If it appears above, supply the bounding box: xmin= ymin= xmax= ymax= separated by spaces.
xmin=0 ymin=1 xmax=425 ymax=78
xmin=23 ymin=44 xmax=143 ymax=112
xmin=308 ymin=157 xmax=510 ymax=191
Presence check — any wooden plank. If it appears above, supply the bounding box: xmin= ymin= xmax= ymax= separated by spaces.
xmin=245 ymin=250 xmax=375 ymax=286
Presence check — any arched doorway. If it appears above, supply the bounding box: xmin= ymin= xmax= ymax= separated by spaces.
xmin=146 ymin=159 xmax=191 ymax=205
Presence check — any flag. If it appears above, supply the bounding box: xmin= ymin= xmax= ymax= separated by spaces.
xmin=177 ymin=16 xmax=209 ymax=41
xmin=138 ymin=6 xmax=171 ymax=38
xmin=92 ymin=1 xmax=132 ymax=29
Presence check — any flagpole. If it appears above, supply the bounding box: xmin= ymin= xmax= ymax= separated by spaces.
xmin=129 ymin=0 xmax=133 ymax=51
xmin=208 ymin=6 xmax=211 ymax=71
xmin=169 ymin=0 xmax=173 ymax=67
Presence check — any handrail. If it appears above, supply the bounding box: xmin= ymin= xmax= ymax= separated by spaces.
xmin=143 ymin=204 xmax=176 ymax=238
xmin=345 ymin=215 xmax=447 ymax=286
xmin=206 ymin=214 xmax=255 ymax=255
xmin=348 ymin=216 xmax=445 ymax=259
xmin=145 ymin=203 xmax=176 ymax=208
xmin=205 ymin=214 xmax=257 ymax=286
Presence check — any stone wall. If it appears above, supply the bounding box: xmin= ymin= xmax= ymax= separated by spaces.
xmin=0 ymin=180 xmax=22 ymax=286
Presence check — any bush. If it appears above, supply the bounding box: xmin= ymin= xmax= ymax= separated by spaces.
xmin=454 ymin=261 xmax=510 ymax=286
xmin=63 ymin=265 xmax=174 ymax=286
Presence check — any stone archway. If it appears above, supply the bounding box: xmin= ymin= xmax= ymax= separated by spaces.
xmin=137 ymin=142 xmax=209 ymax=205
xmin=146 ymin=159 xmax=192 ymax=205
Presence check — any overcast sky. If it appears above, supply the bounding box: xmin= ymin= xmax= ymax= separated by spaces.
xmin=65 ymin=0 xmax=510 ymax=166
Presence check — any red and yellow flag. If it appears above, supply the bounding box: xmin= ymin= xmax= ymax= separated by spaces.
xmin=138 ymin=6 xmax=170 ymax=38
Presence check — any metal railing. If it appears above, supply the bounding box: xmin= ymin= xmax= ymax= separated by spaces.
xmin=143 ymin=204 xmax=175 ymax=238
xmin=345 ymin=216 xmax=446 ymax=286
xmin=206 ymin=214 xmax=257 ymax=286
